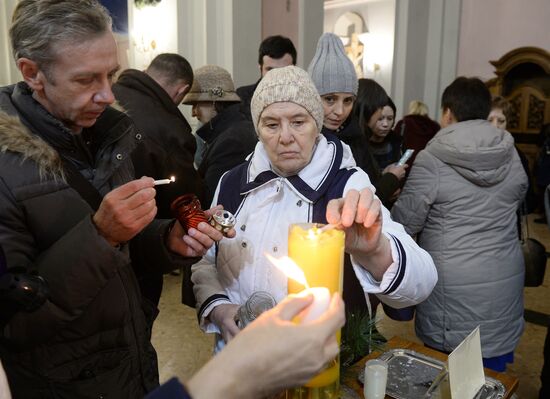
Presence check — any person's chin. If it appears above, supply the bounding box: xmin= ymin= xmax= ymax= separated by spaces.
xmin=78 ymin=116 xmax=101 ymax=128
xmin=274 ymin=159 xmax=296 ymax=174
xmin=325 ymin=121 xmax=342 ymax=130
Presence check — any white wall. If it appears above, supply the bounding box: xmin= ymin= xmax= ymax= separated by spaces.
xmin=0 ymin=0 xmax=20 ymax=86
xmin=457 ymin=0 xmax=550 ymax=80
xmin=392 ymin=0 xmax=460 ymax=120
xmin=324 ymin=0 xmax=396 ymax=94
xmin=175 ymin=0 xmax=261 ymax=124
xmin=177 ymin=0 xmax=260 ymax=88
xmin=127 ymin=0 xmax=178 ymax=70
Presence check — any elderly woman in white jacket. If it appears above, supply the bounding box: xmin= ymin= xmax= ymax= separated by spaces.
xmin=191 ymin=66 xmax=437 ymax=347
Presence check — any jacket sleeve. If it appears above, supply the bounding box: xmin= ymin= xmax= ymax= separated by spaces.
xmin=0 ymin=181 xmax=133 ymax=345
xmin=343 ymin=168 xmax=438 ymax=308
xmin=130 ymin=219 xmax=202 ymax=275
xmin=190 ymin=183 xmax=232 ymax=333
xmin=132 ymin=138 xmax=205 ymax=217
xmin=391 ymin=150 xmax=440 ymax=235
xmin=0 ymin=174 xmax=197 ymax=345
xmin=374 ymin=172 xmax=400 ymax=205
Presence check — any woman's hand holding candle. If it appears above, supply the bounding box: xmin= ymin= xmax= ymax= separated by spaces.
xmin=166 ymin=205 xmax=237 ymax=257
xmin=326 ymin=188 xmax=393 ymax=281
xmin=209 ymin=303 xmax=240 ymax=343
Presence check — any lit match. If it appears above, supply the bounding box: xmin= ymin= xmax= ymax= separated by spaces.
xmin=154 ymin=176 xmax=176 ymax=186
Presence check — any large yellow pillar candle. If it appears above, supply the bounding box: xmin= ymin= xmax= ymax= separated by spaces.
xmin=287 ymin=223 xmax=345 ymax=397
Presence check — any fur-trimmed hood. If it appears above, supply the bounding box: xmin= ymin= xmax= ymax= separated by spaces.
xmin=0 ymin=80 xmax=134 ymax=185
xmin=0 ymin=82 xmax=139 ymax=195
xmin=0 ymin=111 xmax=65 ymax=180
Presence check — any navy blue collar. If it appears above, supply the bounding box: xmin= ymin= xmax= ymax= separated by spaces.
xmin=239 ymin=133 xmax=344 ymax=203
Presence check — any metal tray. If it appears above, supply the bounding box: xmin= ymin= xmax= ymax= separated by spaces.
xmin=357 ymin=349 xmax=506 ymax=399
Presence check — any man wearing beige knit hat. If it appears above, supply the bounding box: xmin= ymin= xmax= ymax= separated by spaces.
xmin=191 ymin=65 xmax=437 ymax=351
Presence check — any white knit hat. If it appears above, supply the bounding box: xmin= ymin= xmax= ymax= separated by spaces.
xmin=251 ymin=66 xmax=324 ymax=133
xmin=307 ymin=32 xmax=358 ymax=96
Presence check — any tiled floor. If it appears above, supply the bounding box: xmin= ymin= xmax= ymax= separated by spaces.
xmin=152 ymin=214 xmax=550 ymax=398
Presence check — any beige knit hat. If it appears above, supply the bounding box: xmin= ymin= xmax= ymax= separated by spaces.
xmin=251 ymin=66 xmax=324 ymax=133
xmin=182 ymin=65 xmax=241 ymax=104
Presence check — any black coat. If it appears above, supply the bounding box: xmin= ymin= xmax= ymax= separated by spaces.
xmin=113 ymin=69 xmax=204 ymax=217
xmin=235 ymin=81 xmax=259 ymax=121
xmin=197 ymin=104 xmax=258 ymax=205
xmin=369 ymin=130 xmax=403 ymax=171
xmin=0 ymin=83 xmax=196 ymax=398
xmin=322 ymin=118 xmax=400 ymax=207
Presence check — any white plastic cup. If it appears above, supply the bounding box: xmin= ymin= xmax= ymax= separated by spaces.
xmin=364 ymin=359 xmax=388 ymax=399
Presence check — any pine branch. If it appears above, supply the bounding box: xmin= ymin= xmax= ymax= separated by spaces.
xmin=340 ymin=309 xmax=385 ymax=369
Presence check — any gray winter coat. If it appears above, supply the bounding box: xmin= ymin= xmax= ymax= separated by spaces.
xmin=391 ymin=120 xmax=527 ymax=357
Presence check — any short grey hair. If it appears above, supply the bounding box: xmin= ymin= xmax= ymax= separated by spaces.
xmin=10 ymin=0 xmax=112 ymax=74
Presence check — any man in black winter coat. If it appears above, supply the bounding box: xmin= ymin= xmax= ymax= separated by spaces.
xmin=113 ymin=54 xmax=205 ymax=306
xmin=113 ymin=54 xmax=204 ymax=218
xmin=0 ymin=1 xmax=229 ymax=398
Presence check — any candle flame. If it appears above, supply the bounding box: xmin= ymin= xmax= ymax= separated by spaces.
xmin=265 ymin=253 xmax=309 ymax=289
xmin=307 ymin=228 xmax=318 ymax=240
xmin=170 ymin=176 xmax=176 ymax=182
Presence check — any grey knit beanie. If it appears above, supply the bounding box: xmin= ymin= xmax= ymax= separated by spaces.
xmin=307 ymin=32 xmax=358 ymax=96
xmin=251 ymin=66 xmax=324 ymax=133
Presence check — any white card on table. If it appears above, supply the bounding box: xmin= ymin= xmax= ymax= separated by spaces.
xmin=447 ymin=326 xmax=485 ymax=398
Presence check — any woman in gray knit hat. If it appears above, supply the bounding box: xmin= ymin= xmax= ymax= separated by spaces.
xmin=308 ymin=33 xmax=407 ymax=209
xmin=191 ymin=66 xmax=437 ymax=358
xmin=308 ymin=32 xmax=358 ymax=133
xmin=308 ymin=34 xmax=414 ymax=329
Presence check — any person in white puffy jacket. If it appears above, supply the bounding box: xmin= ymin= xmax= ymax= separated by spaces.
xmin=191 ymin=66 xmax=437 ymax=349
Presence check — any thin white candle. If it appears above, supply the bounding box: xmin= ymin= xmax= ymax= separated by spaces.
xmin=265 ymin=254 xmax=330 ymax=322
xmin=154 ymin=176 xmax=176 ymax=186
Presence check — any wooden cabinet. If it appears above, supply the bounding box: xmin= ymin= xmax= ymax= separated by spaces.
xmin=487 ymin=47 xmax=550 ymax=143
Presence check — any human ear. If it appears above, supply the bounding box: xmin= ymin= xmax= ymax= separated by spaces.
xmin=440 ymin=108 xmax=455 ymax=127
xmin=17 ymin=58 xmax=46 ymax=91
xmin=177 ymin=83 xmax=190 ymax=97
xmin=172 ymin=83 xmax=190 ymax=104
